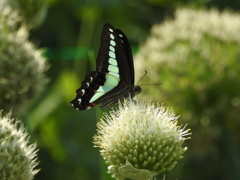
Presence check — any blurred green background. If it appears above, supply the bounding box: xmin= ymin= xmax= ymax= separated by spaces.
xmin=6 ymin=0 xmax=240 ymax=179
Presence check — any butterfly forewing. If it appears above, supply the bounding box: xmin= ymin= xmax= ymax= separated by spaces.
xmin=96 ymin=24 xmax=135 ymax=85
xmin=115 ymin=29 xmax=135 ymax=85
xmin=70 ymin=23 xmax=141 ymax=110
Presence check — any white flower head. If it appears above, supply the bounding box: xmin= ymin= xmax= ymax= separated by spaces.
xmin=0 ymin=111 xmax=39 ymax=180
xmin=0 ymin=14 xmax=49 ymax=116
xmin=93 ymin=98 xmax=191 ymax=180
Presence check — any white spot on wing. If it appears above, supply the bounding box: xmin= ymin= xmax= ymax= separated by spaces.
xmin=110 ymin=34 xmax=114 ymax=40
xmin=109 ymin=28 xmax=113 ymax=32
xmin=81 ymin=89 xmax=85 ymax=95
xmin=78 ymin=99 xmax=82 ymax=104
xmin=109 ymin=58 xmax=117 ymax=66
xmin=109 ymin=51 xmax=116 ymax=58
xmin=109 ymin=46 xmax=115 ymax=52
xmin=110 ymin=40 xmax=116 ymax=46
xmin=90 ymin=77 xmax=93 ymax=82
xmin=108 ymin=65 xmax=119 ymax=73
xmin=86 ymin=82 xmax=90 ymax=88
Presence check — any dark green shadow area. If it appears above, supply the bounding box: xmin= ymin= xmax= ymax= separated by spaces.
xmin=44 ymin=46 xmax=139 ymax=61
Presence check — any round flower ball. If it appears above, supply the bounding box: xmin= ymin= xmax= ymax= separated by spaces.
xmin=2 ymin=0 xmax=47 ymax=28
xmin=0 ymin=24 xmax=48 ymax=116
xmin=93 ymin=99 xmax=190 ymax=180
xmin=0 ymin=111 xmax=39 ymax=180
xmin=134 ymin=8 xmax=240 ymax=178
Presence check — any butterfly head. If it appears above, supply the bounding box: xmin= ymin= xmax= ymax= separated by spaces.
xmin=130 ymin=86 xmax=142 ymax=98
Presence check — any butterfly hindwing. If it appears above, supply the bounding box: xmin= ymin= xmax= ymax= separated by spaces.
xmin=70 ymin=70 xmax=120 ymax=110
xmin=70 ymin=23 xmax=141 ymax=110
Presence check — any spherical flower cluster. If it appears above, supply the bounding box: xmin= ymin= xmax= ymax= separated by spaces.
xmin=0 ymin=111 xmax=39 ymax=180
xmin=93 ymin=99 xmax=190 ymax=180
xmin=0 ymin=7 xmax=48 ymax=115
xmin=133 ymin=8 xmax=240 ymax=177
xmin=134 ymin=7 xmax=240 ymax=125
xmin=135 ymin=8 xmax=240 ymax=72
xmin=1 ymin=0 xmax=47 ymax=28
xmin=0 ymin=0 xmax=20 ymax=30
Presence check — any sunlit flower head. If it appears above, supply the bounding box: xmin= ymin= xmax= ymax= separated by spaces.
xmin=93 ymin=99 xmax=191 ymax=180
xmin=0 ymin=111 xmax=39 ymax=180
xmin=133 ymin=7 xmax=240 ymax=125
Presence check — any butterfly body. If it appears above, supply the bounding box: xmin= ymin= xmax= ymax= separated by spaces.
xmin=71 ymin=23 xmax=141 ymax=110
xmin=99 ymin=85 xmax=141 ymax=109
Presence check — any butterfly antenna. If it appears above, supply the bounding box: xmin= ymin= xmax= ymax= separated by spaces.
xmin=137 ymin=70 xmax=148 ymax=85
xmin=140 ymin=82 xmax=162 ymax=86
xmin=137 ymin=70 xmax=162 ymax=86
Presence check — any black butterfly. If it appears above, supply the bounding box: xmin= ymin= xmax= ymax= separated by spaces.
xmin=70 ymin=23 xmax=141 ymax=110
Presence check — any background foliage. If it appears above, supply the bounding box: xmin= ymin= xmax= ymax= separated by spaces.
xmin=134 ymin=8 xmax=240 ymax=180
xmin=1 ymin=0 xmax=240 ymax=179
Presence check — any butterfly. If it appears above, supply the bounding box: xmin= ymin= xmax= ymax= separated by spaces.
xmin=70 ymin=23 xmax=141 ymax=110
